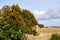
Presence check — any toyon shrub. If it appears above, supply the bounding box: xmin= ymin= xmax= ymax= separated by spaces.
xmin=0 ymin=4 xmax=38 ymax=40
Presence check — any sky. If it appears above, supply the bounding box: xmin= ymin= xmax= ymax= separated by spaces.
xmin=0 ymin=0 xmax=60 ymax=26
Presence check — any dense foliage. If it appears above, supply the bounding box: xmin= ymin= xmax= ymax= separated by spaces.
xmin=0 ymin=4 xmax=38 ymax=40
xmin=51 ymin=34 xmax=60 ymax=40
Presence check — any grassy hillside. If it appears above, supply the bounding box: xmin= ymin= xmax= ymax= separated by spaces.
xmin=26 ymin=28 xmax=60 ymax=40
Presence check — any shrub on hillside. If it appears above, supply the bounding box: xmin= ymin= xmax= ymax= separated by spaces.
xmin=50 ymin=34 xmax=60 ymax=40
xmin=0 ymin=4 xmax=38 ymax=40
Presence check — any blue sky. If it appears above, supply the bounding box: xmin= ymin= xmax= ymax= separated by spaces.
xmin=0 ymin=0 xmax=60 ymax=26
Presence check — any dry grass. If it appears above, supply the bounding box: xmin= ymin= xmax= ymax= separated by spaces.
xmin=36 ymin=28 xmax=60 ymax=33
xmin=26 ymin=28 xmax=60 ymax=40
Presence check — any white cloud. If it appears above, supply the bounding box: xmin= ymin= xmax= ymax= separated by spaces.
xmin=33 ymin=10 xmax=50 ymax=20
xmin=33 ymin=8 xmax=60 ymax=20
xmin=38 ymin=19 xmax=60 ymax=26
xmin=33 ymin=10 xmax=45 ymax=15
xmin=32 ymin=8 xmax=60 ymax=26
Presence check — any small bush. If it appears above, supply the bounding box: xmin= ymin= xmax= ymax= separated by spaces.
xmin=51 ymin=34 xmax=60 ymax=40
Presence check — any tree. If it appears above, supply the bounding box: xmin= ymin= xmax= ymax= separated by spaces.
xmin=38 ymin=24 xmax=44 ymax=28
xmin=0 ymin=4 xmax=38 ymax=40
